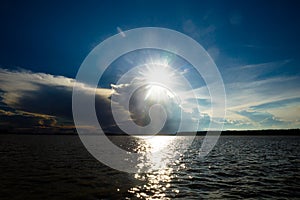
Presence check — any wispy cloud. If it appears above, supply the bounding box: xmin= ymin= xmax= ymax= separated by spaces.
xmin=223 ymin=59 xmax=292 ymax=83
xmin=222 ymin=59 xmax=300 ymax=129
xmin=250 ymin=97 xmax=300 ymax=110
xmin=237 ymin=110 xmax=288 ymax=129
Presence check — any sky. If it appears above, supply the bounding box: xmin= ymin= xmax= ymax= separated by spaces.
xmin=0 ymin=0 xmax=300 ymax=133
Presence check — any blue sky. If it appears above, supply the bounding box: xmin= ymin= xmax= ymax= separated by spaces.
xmin=0 ymin=0 xmax=300 ymax=131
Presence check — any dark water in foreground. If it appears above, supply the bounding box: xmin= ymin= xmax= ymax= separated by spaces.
xmin=0 ymin=134 xmax=299 ymax=199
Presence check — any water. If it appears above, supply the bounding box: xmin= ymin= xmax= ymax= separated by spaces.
xmin=0 ymin=134 xmax=299 ymax=199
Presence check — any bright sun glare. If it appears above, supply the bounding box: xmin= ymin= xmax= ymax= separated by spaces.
xmin=139 ymin=62 xmax=176 ymax=102
xmin=139 ymin=62 xmax=174 ymax=86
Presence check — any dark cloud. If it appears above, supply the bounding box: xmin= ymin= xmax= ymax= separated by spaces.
xmin=14 ymin=84 xmax=73 ymax=119
xmin=110 ymin=82 xmax=203 ymax=133
xmin=0 ymin=108 xmax=57 ymax=131
xmin=0 ymin=69 xmax=115 ymax=133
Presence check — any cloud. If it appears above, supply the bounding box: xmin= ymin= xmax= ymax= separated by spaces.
xmin=223 ymin=118 xmax=253 ymax=130
xmin=117 ymin=27 xmax=126 ymax=37
xmin=110 ymin=81 xmax=183 ymax=133
xmin=225 ymin=75 xmax=300 ymax=111
xmin=1 ymin=62 xmax=299 ymax=133
xmin=0 ymin=68 xmax=114 ymax=133
xmin=0 ymin=68 xmax=74 ymax=106
xmin=221 ymin=59 xmax=300 ymax=129
xmin=223 ymin=59 xmax=300 ymax=111
xmin=249 ymin=98 xmax=300 ymax=126
xmin=237 ymin=110 xmax=288 ymax=129
xmin=111 ymin=79 xmax=227 ymax=132
xmin=250 ymin=97 xmax=300 ymax=110
xmin=223 ymin=59 xmax=291 ymax=83
xmin=0 ymin=108 xmax=57 ymax=130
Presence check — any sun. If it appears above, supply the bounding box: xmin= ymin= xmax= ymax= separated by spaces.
xmin=137 ymin=62 xmax=177 ymax=102
xmin=139 ymin=62 xmax=175 ymax=87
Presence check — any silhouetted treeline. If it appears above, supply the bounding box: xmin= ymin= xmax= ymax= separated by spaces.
xmin=195 ymin=129 xmax=300 ymax=136
xmin=0 ymin=128 xmax=299 ymax=136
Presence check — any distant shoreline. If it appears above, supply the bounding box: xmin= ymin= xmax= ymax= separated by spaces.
xmin=0 ymin=129 xmax=299 ymax=136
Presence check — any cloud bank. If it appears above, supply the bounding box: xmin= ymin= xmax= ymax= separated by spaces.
xmin=0 ymin=64 xmax=299 ymax=133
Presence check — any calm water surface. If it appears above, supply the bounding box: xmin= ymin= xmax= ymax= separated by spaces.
xmin=0 ymin=134 xmax=299 ymax=199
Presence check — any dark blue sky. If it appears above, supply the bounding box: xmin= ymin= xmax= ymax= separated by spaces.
xmin=1 ymin=0 xmax=299 ymax=78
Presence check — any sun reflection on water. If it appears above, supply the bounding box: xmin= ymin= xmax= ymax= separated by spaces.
xmin=128 ymin=136 xmax=186 ymax=199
